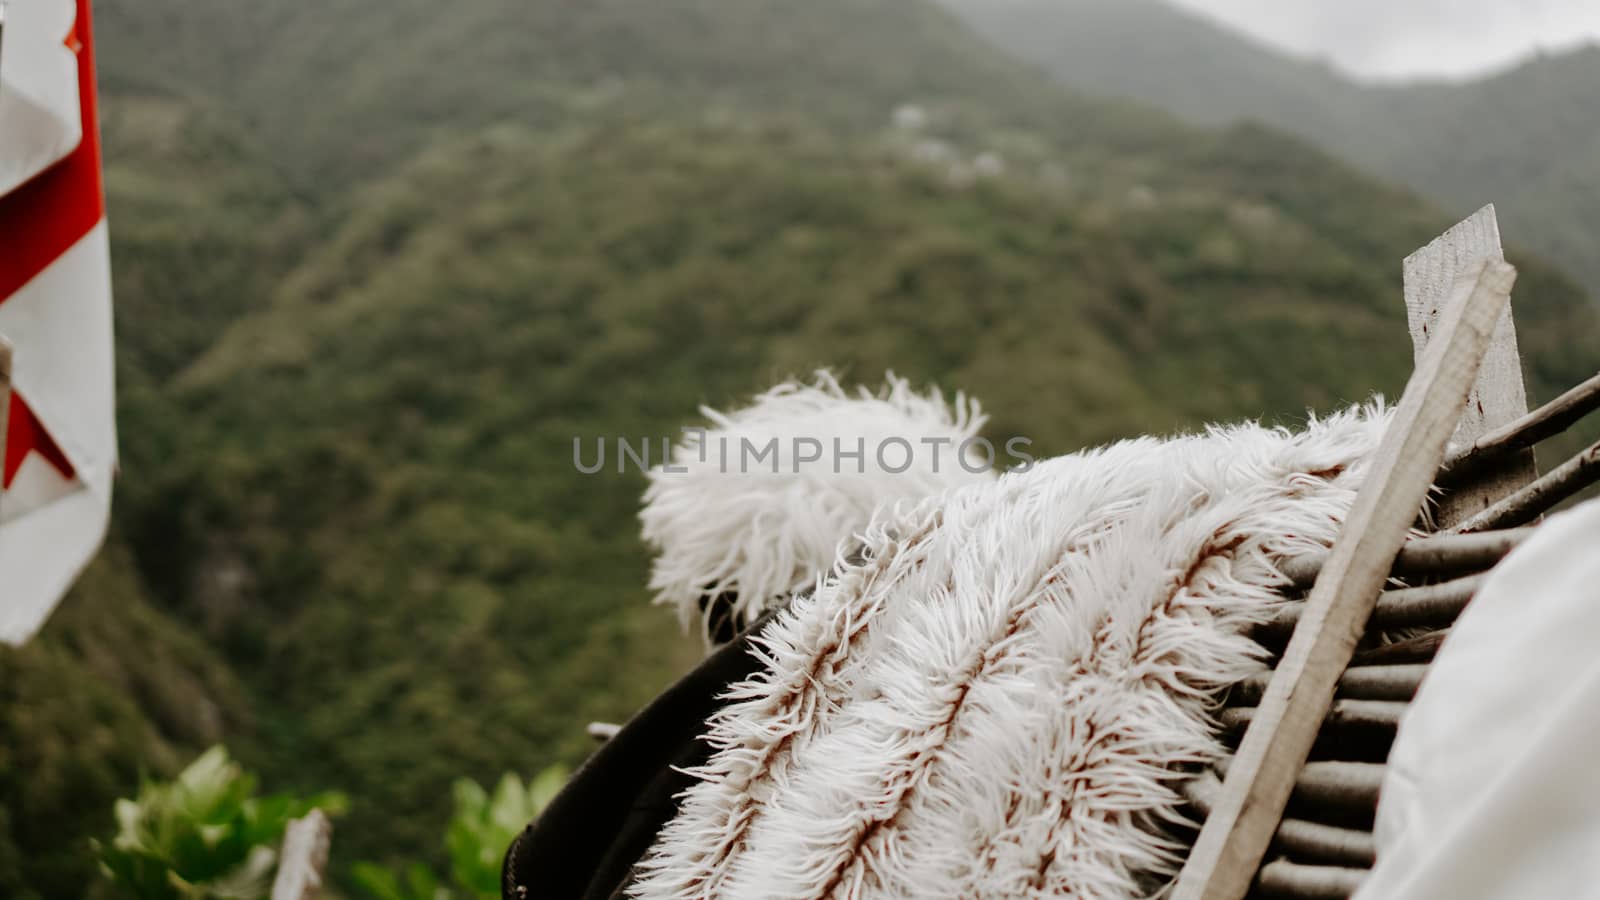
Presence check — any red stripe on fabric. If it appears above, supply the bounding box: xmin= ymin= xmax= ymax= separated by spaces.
xmin=0 ymin=0 xmax=106 ymax=303
xmin=4 ymin=392 xmax=76 ymax=488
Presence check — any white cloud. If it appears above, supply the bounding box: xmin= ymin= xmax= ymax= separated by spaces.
xmin=1164 ymin=0 xmax=1600 ymax=81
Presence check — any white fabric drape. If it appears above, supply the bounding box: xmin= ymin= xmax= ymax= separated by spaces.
xmin=1357 ymin=498 xmax=1600 ymax=899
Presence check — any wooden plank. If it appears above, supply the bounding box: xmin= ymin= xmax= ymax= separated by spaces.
xmin=270 ymin=809 xmax=332 ymax=900
xmin=1171 ymin=258 xmax=1517 ymax=900
xmin=1349 ymin=630 xmax=1447 ymax=666
xmin=1272 ymin=818 xmax=1377 ymax=869
xmin=1231 ymin=664 xmax=1429 ymax=706
xmin=1402 ymin=205 xmax=1536 ymax=525
xmin=1450 ymin=436 xmax=1600 ymax=533
xmin=1279 ymin=527 xmax=1533 ymax=586
xmin=1219 ymin=700 xmax=1407 ymax=735
xmin=1265 ymin=574 xmax=1483 ymax=635
xmin=1180 ymin=772 xmax=1377 ymax=868
xmin=1443 ymin=370 xmax=1600 ymax=481
xmin=1211 ymin=758 xmax=1388 ymax=811
xmin=1255 ymin=860 xmax=1367 ymax=899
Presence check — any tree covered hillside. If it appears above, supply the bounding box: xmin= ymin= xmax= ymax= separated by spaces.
xmin=3 ymin=0 xmax=1597 ymax=894
xmin=92 ymin=0 xmax=1175 ymax=188
xmin=1 ymin=64 xmax=313 ymax=900
xmin=935 ymin=0 xmax=1600 ymax=298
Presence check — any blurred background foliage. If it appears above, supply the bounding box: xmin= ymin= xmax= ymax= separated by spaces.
xmin=84 ymin=745 xmax=551 ymax=900
xmin=2 ymin=0 xmax=1597 ymax=896
xmin=352 ymin=766 xmax=567 ymax=900
xmin=93 ymin=746 xmax=341 ymax=900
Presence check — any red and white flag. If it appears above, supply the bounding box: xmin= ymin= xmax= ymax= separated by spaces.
xmin=0 ymin=0 xmax=117 ymax=645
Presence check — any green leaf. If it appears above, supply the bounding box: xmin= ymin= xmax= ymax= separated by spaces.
xmin=442 ymin=766 xmax=568 ymax=900
xmin=94 ymin=745 xmax=338 ymax=900
xmin=350 ymin=862 xmax=409 ymax=900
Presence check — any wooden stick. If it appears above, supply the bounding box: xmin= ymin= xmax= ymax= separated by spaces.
xmin=1265 ymin=575 xmax=1484 ymax=635
xmin=1232 ymin=664 xmax=1428 ymax=706
xmin=1171 ymin=258 xmax=1516 ymax=900
xmin=1402 ymin=205 xmax=1536 ymax=527
xmin=1353 ymin=575 xmax=1483 ymax=630
xmin=1272 ymin=818 xmax=1377 ymax=869
xmin=1334 ymin=664 xmax=1429 ymax=701
xmin=1210 ymin=759 xmax=1386 ymax=812
xmin=1182 ymin=771 xmax=1375 ymax=867
xmin=1442 ymin=370 xmax=1600 ymax=481
xmin=1291 ymin=759 xmax=1387 ymax=810
xmin=1220 ymin=700 xmax=1407 ymax=734
xmin=1279 ymin=527 xmax=1532 ymax=586
xmin=1255 ymin=860 xmax=1367 ymax=899
xmin=1184 ymin=768 xmax=1369 ymax=864
xmin=270 ymin=809 xmax=332 ymax=900
xmin=1350 ymin=630 xmax=1448 ymax=666
xmin=1449 ymin=437 xmax=1600 ymax=533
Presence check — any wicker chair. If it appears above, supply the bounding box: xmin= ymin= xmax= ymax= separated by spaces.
xmin=1185 ymin=366 xmax=1600 ymax=899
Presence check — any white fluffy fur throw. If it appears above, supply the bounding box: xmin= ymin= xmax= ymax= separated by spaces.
xmin=642 ymin=372 xmax=995 ymax=640
xmin=632 ymin=403 xmax=1394 ymax=899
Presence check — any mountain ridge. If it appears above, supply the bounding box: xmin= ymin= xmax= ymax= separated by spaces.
xmin=935 ymin=0 xmax=1600 ymax=298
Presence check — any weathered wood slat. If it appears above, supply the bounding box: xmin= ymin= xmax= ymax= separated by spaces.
xmin=1210 ymin=758 xmax=1386 ymax=811
xmin=1220 ymin=701 xmax=1406 ymax=734
xmin=1171 ymin=257 xmax=1516 ymax=900
xmin=1272 ymin=818 xmax=1377 ymax=868
xmin=1232 ymin=664 xmax=1428 ymax=706
xmin=1443 ymin=370 xmax=1600 ymax=481
xmin=1362 ymin=575 xmax=1484 ymax=628
xmin=1255 ymin=860 xmax=1367 ymax=899
xmin=1180 ymin=771 xmax=1376 ymax=868
xmin=1265 ymin=575 xmax=1483 ymax=635
xmin=1289 ymin=762 xmax=1386 ymax=810
xmin=1279 ymin=528 xmax=1532 ymax=587
xmin=1349 ymin=630 xmax=1448 ymax=666
xmin=1450 ymin=437 xmax=1600 ymax=533
xmin=1402 ymin=204 xmax=1536 ymax=526
xmin=1334 ymin=664 xmax=1428 ymax=701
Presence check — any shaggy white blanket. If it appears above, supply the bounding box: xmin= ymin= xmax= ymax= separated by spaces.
xmin=642 ymin=372 xmax=995 ymax=641
xmin=633 ymin=401 xmax=1394 ymax=899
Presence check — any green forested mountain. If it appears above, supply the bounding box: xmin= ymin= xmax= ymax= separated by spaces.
xmin=3 ymin=0 xmax=1597 ymax=896
xmin=935 ymin=0 xmax=1362 ymax=129
xmin=1 ymin=77 xmax=312 ymax=900
xmin=934 ymin=0 xmax=1600 ymax=297
xmin=91 ymin=0 xmax=1176 ymax=188
xmin=99 ymin=90 xmax=315 ymax=384
xmin=0 ymin=545 xmax=252 ymax=900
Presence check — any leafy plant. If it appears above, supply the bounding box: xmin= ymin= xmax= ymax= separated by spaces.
xmin=94 ymin=746 xmax=344 ymax=900
xmin=354 ymin=765 xmax=568 ymax=900
xmin=348 ymin=862 xmax=452 ymax=900
xmin=446 ymin=768 xmax=567 ymax=898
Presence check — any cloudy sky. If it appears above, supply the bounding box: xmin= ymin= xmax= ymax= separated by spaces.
xmin=1164 ymin=0 xmax=1600 ymax=81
